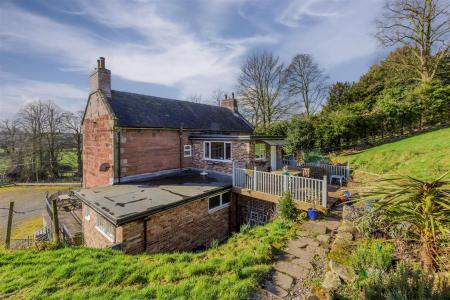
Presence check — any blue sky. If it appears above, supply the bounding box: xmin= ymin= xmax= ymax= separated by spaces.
xmin=0 ymin=0 xmax=388 ymax=118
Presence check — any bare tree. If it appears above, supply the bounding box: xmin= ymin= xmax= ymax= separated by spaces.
xmin=285 ymin=54 xmax=329 ymax=116
xmin=238 ymin=51 xmax=292 ymax=129
xmin=43 ymin=101 xmax=65 ymax=178
xmin=64 ymin=111 xmax=83 ymax=176
xmin=186 ymin=94 xmax=203 ymax=103
xmin=211 ymin=89 xmax=225 ymax=106
xmin=376 ymin=0 xmax=450 ymax=82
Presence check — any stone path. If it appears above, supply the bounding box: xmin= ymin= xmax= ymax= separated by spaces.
xmin=256 ymin=218 xmax=340 ymax=300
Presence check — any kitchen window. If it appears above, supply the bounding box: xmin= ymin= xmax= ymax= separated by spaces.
xmin=204 ymin=141 xmax=231 ymax=161
xmin=208 ymin=192 xmax=231 ymax=212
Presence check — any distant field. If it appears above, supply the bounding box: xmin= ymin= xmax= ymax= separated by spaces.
xmin=333 ymin=128 xmax=450 ymax=181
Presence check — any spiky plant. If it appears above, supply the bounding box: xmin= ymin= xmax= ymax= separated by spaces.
xmin=358 ymin=172 xmax=450 ymax=271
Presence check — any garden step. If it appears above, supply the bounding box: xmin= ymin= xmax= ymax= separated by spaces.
xmin=272 ymin=271 xmax=294 ymax=290
xmin=263 ymin=281 xmax=288 ymax=298
xmin=321 ymin=271 xmax=341 ymax=291
xmin=316 ymin=234 xmax=331 ymax=245
xmin=287 ymin=237 xmax=319 ymax=249
xmin=329 ymin=260 xmax=356 ymax=283
xmin=284 ymin=247 xmax=316 ymax=260
xmin=302 ymin=222 xmax=328 ymax=235
xmin=274 ymin=261 xmax=310 ymax=280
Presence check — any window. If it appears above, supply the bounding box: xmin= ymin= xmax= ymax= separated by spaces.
xmin=95 ymin=214 xmax=115 ymax=242
xmin=85 ymin=207 xmax=91 ymax=221
xmin=204 ymin=141 xmax=231 ymax=161
xmin=208 ymin=192 xmax=230 ymax=212
xmin=255 ymin=143 xmax=266 ymax=160
xmin=183 ymin=145 xmax=192 ymax=157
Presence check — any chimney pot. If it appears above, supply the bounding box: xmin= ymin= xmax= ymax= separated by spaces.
xmin=99 ymin=57 xmax=105 ymax=69
xmin=232 ymin=92 xmax=235 ymax=99
xmin=225 ymin=93 xmax=228 ymax=100
xmin=90 ymin=57 xmax=111 ymax=97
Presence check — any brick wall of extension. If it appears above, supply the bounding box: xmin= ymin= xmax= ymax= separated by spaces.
xmin=82 ymin=194 xmax=235 ymax=254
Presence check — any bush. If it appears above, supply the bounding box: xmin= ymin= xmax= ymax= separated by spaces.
xmin=277 ymin=192 xmax=298 ymax=221
xmin=351 ymin=239 xmax=394 ymax=271
xmin=363 ymin=262 xmax=450 ymax=300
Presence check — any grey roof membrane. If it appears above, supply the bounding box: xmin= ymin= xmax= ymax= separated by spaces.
xmin=74 ymin=170 xmax=232 ymax=225
xmin=107 ymin=90 xmax=253 ymax=131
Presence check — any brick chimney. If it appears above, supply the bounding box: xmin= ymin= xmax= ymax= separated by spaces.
xmin=220 ymin=92 xmax=238 ymax=113
xmin=90 ymin=57 xmax=111 ymax=97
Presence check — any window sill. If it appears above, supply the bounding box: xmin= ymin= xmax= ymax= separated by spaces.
xmin=95 ymin=225 xmax=115 ymax=242
xmin=208 ymin=203 xmax=230 ymax=214
xmin=203 ymin=158 xmax=232 ymax=163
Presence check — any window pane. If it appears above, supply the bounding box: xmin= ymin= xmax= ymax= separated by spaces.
xmin=222 ymin=192 xmax=230 ymax=205
xmin=211 ymin=142 xmax=224 ymax=160
xmin=209 ymin=195 xmax=221 ymax=210
xmin=184 ymin=145 xmax=191 ymax=157
xmin=225 ymin=143 xmax=231 ymax=160
xmin=204 ymin=142 xmax=210 ymax=158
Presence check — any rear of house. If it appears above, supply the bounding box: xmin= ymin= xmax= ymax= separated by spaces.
xmin=77 ymin=58 xmax=286 ymax=253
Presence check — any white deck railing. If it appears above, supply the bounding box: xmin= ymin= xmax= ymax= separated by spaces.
xmin=232 ymin=163 xmax=327 ymax=208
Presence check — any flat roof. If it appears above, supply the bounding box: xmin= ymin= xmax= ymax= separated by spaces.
xmin=74 ymin=170 xmax=231 ymax=225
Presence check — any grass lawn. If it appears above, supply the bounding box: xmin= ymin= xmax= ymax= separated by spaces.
xmin=0 ymin=219 xmax=294 ymax=299
xmin=333 ymin=128 xmax=450 ymax=181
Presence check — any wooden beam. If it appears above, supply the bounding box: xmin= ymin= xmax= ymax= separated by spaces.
xmin=232 ymin=187 xmax=327 ymax=213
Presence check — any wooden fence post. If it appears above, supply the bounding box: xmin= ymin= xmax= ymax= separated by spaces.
xmin=322 ymin=176 xmax=328 ymax=208
xmin=5 ymin=201 xmax=14 ymax=250
xmin=51 ymin=199 xmax=60 ymax=244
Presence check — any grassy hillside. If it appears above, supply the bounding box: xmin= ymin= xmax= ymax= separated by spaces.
xmin=333 ymin=128 xmax=450 ymax=181
xmin=0 ymin=220 xmax=293 ymax=299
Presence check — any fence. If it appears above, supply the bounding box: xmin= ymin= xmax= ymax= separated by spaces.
xmin=299 ymin=162 xmax=350 ymax=181
xmin=233 ymin=163 xmax=327 ymax=208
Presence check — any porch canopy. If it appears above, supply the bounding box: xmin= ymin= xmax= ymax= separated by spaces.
xmin=262 ymin=139 xmax=286 ymax=146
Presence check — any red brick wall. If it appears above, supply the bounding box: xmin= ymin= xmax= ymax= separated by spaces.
xmin=82 ymin=93 xmax=115 ymax=188
xmin=82 ymin=203 xmax=117 ymax=248
xmin=120 ymin=129 xmax=193 ymax=178
xmin=237 ymin=194 xmax=277 ymax=226
xmin=146 ymin=195 xmax=230 ymax=253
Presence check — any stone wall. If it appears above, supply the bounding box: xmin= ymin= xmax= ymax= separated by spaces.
xmin=120 ymin=129 xmax=193 ymax=178
xmin=82 ymin=92 xmax=115 ymax=188
xmin=191 ymin=140 xmax=254 ymax=174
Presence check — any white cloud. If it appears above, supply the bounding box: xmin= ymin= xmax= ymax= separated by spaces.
xmin=0 ymin=1 xmax=276 ymax=103
xmin=0 ymin=72 xmax=86 ymax=119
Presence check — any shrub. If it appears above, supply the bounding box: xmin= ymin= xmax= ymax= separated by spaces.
xmin=363 ymin=262 xmax=450 ymax=300
xmin=277 ymin=192 xmax=298 ymax=221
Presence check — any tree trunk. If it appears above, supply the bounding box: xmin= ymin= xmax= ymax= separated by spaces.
xmin=420 ymin=235 xmax=434 ymax=271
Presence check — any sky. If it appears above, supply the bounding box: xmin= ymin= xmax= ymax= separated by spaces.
xmin=0 ymin=0 xmax=389 ymax=119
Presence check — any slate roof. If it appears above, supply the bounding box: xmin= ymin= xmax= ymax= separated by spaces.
xmin=105 ymin=90 xmax=253 ymax=131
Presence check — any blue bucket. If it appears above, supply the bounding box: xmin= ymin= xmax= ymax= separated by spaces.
xmin=307 ymin=208 xmax=318 ymax=220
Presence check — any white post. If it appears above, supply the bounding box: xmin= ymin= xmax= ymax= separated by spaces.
xmin=253 ymin=167 xmax=257 ymax=191
xmin=283 ymin=175 xmax=288 ymax=193
xmin=322 ymin=175 xmax=327 ymax=208
xmin=232 ymin=161 xmax=236 ymax=186
xmin=346 ymin=162 xmax=350 ymax=179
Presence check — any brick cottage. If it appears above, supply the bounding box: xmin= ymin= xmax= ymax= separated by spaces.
xmin=75 ymin=57 xmax=286 ymax=253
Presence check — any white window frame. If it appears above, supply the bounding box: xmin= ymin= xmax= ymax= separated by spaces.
xmin=208 ymin=191 xmax=231 ymax=213
xmin=203 ymin=141 xmax=232 ymax=162
xmin=85 ymin=207 xmax=91 ymax=221
xmin=183 ymin=145 xmax=192 ymax=157
xmin=95 ymin=214 xmax=116 ymax=242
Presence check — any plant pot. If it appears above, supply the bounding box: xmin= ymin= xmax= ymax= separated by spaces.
xmin=307 ymin=208 xmax=318 ymax=220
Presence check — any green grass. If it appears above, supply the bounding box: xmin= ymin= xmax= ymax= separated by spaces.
xmin=0 ymin=219 xmax=294 ymax=299
xmin=333 ymin=128 xmax=450 ymax=181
